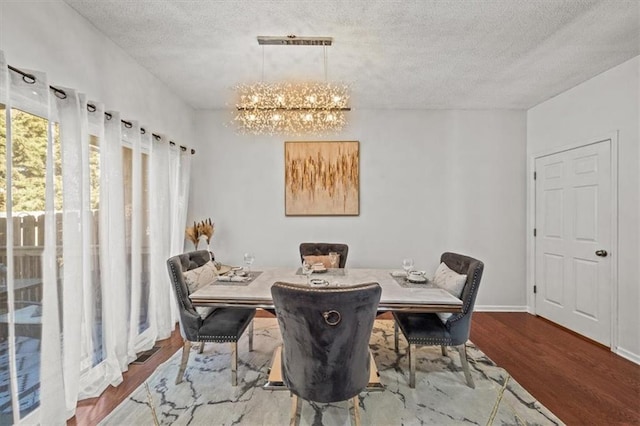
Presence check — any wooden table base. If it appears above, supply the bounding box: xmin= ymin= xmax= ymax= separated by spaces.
xmin=263 ymin=346 xmax=384 ymax=391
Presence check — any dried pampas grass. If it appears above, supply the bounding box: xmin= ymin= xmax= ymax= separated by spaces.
xmin=185 ymin=218 xmax=215 ymax=247
xmin=185 ymin=221 xmax=198 ymax=245
xmin=198 ymin=218 xmax=215 ymax=244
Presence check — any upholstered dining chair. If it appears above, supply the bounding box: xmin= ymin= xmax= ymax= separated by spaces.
xmin=393 ymin=252 xmax=484 ymax=389
xmin=167 ymin=250 xmax=256 ymax=386
xmin=271 ymin=281 xmax=381 ymax=426
xmin=299 ymin=242 xmax=349 ymax=268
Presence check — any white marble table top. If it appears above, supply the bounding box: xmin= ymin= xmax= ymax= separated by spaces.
xmin=190 ymin=267 xmax=462 ymax=313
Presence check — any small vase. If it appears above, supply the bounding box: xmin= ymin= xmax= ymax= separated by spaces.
xmin=196 ymin=235 xmax=210 ymax=251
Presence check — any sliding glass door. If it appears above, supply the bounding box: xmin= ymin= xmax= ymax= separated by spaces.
xmin=0 ymin=107 xmax=50 ymax=421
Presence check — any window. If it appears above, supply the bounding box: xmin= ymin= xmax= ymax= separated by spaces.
xmin=0 ymin=107 xmax=52 ymax=420
xmin=1 ymin=58 xmax=191 ymax=425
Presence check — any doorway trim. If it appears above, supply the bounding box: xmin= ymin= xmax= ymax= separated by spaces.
xmin=526 ymin=131 xmax=619 ymax=350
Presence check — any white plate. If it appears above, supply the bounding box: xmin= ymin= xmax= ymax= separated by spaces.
xmin=407 ymin=275 xmax=427 ymax=283
xmin=216 ymin=264 xmax=233 ymax=275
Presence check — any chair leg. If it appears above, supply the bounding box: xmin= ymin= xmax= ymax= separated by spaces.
xmin=409 ymin=343 xmax=416 ymax=388
xmin=394 ymin=320 xmax=399 ymax=352
xmin=175 ymin=340 xmax=191 ymax=384
xmin=199 ymin=342 xmax=205 ymax=354
xmin=350 ymin=395 xmax=361 ymax=426
xmin=457 ymin=344 xmax=475 ymax=389
xmin=441 ymin=345 xmax=447 ymax=356
xmin=289 ymin=393 xmax=301 ymax=426
xmin=248 ymin=319 xmax=254 ymax=352
xmin=231 ymin=341 xmax=238 ymax=386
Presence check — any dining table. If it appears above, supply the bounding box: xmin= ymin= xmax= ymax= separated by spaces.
xmin=189 ymin=267 xmax=463 ymax=312
xmin=189 ymin=267 xmax=463 ymax=390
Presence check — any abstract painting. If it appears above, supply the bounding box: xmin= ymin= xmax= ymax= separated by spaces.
xmin=285 ymin=141 xmax=359 ymax=216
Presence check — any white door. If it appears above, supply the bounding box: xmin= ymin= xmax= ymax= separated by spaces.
xmin=534 ymin=139 xmax=612 ymax=346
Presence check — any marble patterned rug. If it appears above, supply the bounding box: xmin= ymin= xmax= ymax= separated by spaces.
xmin=100 ymin=318 xmax=563 ymax=425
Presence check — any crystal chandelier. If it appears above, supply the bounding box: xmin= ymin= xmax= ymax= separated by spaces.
xmin=234 ymin=36 xmax=351 ymax=135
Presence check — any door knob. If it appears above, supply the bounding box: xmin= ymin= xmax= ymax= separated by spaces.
xmin=595 ymin=250 xmax=608 ymax=257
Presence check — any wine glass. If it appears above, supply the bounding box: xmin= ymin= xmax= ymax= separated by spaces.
xmin=302 ymin=260 xmax=313 ymax=284
xmin=243 ymin=252 xmax=255 ymax=274
xmin=328 ymin=252 xmax=339 ymax=269
xmin=402 ymin=258 xmax=414 ymax=276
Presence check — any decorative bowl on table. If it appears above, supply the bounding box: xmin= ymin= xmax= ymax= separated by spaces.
xmin=215 ymin=264 xmax=233 ymax=275
xmin=407 ymin=271 xmax=427 ymax=283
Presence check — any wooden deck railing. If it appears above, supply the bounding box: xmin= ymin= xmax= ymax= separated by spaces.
xmin=1 ymin=212 xmax=150 ymax=307
xmin=0 ymin=214 xmax=46 ymax=306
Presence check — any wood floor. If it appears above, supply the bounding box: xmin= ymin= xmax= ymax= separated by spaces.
xmin=68 ymin=329 xmax=184 ymax=426
xmin=470 ymin=313 xmax=640 ymax=425
xmin=68 ymin=312 xmax=640 ymax=425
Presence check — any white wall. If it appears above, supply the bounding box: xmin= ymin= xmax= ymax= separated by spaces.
xmin=0 ymin=1 xmax=529 ymax=310
xmin=527 ymin=56 xmax=640 ymax=361
xmin=0 ymin=0 xmax=195 ymax=143
xmin=190 ymin=109 xmax=527 ymax=309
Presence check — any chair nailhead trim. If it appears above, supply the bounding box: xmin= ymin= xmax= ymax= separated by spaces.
xmin=198 ymin=337 xmax=238 ymax=342
xmin=170 ymin=263 xmax=192 ymax=313
xmin=447 ymin=266 xmax=481 ymax=326
xmin=408 ymin=338 xmax=453 ymax=344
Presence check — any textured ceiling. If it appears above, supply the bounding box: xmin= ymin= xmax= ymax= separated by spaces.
xmin=64 ymin=0 xmax=639 ymax=110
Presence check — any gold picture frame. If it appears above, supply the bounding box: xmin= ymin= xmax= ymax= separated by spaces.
xmin=285 ymin=141 xmax=360 ymax=216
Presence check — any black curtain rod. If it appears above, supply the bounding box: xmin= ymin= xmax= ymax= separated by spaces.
xmin=7 ymin=64 xmax=195 ymax=155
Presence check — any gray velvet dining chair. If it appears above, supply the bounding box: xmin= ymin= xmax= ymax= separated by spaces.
xmin=393 ymin=252 xmax=484 ymax=388
xmin=271 ymin=281 xmax=381 ymax=426
xmin=299 ymin=242 xmax=349 ymax=268
xmin=167 ymin=250 xmax=256 ymax=386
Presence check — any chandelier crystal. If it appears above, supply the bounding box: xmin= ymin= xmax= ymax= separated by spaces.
xmin=235 ymin=82 xmax=350 ymax=135
xmin=233 ymin=35 xmax=350 ymax=135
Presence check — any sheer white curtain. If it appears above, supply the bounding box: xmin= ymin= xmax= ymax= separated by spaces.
xmin=122 ymin=121 xmax=158 ymax=354
xmin=77 ymin=98 xmax=117 ymax=399
xmin=123 ymin=121 xmax=142 ymax=355
xmin=51 ymin=86 xmax=89 ymax=420
xmin=101 ymin=112 xmax=130 ymax=377
xmin=0 ymin=51 xmax=194 ymax=425
xmin=168 ymin=144 xmax=192 ymax=257
xmin=147 ymin=136 xmax=193 ymax=340
xmin=149 ymin=135 xmax=179 ymax=338
xmin=168 ymin=144 xmax=191 ymax=318
xmin=137 ymin=129 xmax=157 ymax=348
xmin=0 ymin=56 xmax=63 ymax=425
xmin=176 ymin=148 xmax=192 ymax=256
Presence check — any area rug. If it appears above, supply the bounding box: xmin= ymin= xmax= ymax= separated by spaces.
xmin=100 ymin=318 xmax=563 ymax=425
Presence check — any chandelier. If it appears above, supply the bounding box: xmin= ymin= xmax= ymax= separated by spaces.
xmin=234 ymin=36 xmax=351 ymax=135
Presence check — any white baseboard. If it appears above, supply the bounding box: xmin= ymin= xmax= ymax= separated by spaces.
xmin=615 ymin=347 xmax=640 ymax=365
xmin=475 ymin=305 xmax=529 ymax=312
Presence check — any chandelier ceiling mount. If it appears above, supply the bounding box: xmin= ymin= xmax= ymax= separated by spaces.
xmin=257 ymin=35 xmax=333 ymax=46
